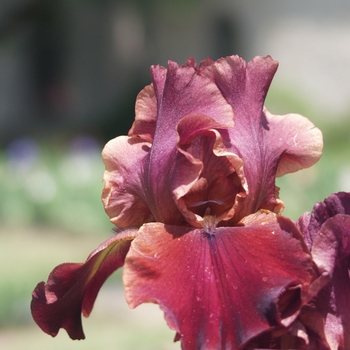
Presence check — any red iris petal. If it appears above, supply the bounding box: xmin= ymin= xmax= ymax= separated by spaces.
xmin=124 ymin=212 xmax=315 ymax=349
xmin=311 ymin=215 xmax=350 ymax=349
xmin=31 ymin=230 xmax=135 ymax=339
xmin=204 ymin=56 xmax=323 ymax=221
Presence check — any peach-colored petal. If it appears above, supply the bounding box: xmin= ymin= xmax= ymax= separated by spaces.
xmin=265 ymin=110 xmax=323 ymax=177
xmin=102 ymin=135 xmax=154 ymax=228
xmin=173 ymin=113 xmax=245 ymax=227
xmin=128 ymin=84 xmax=157 ymax=142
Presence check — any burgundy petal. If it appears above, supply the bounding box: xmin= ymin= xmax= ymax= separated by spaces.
xmin=144 ymin=60 xmax=234 ymax=224
xmin=245 ymin=309 xmax=331 ymax=350
xmin=203 ymin=55 xmax=323 ymax=222
xmin=124 ymin=212 xmax=315 ymax=349
xmin=104 ymin=55 xmax=323 ymax=228
xmin=296 ymin=212 xmax=313 ymax=251
xmin=297 ymin=306 xmax=333 ymax=350
xmin=31 ymin=229 xmax=136 ymax=339
xmin=292 ymin=193 xmax=350 ymax=349
xmin=305 ymin=192 xmax=350 ymax=247
xmin=310 ymin=215 xmax=350 ymax=349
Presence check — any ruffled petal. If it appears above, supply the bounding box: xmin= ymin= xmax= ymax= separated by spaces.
xmin=143 ymin=60 xmax=235 ymax=224
xmin=244 ymin=275 xmax=333 ymax=350
xmin=203 ymin=55 xmax=323 ymax=221
xmin=296 ymin=193 xmax=350 ymax=350
xmin=245 ymin=309 xmax=332 ymax=350
xmin=102 ymin=136 xmax=154 ymax=228
xmin=310 ymin=215 xmax=350 ymax=350
xmin=31 ymin=229 xmax=136 ymax=339
xmin=265 ymin=110 xmax=323 ymax=177
xmin=173 ymin=114 xmax=245 ymax=227
xmin=128 ymin=84 xmax=157 ymax=142
xmin=151 ymin=59 xmax=234 ymax=130
xmin=296 ymin=212 xmax=313 ymax=251
xmin=304 ymin=192 xmax=350 ymax=247
xmin=203 ymin=56 xmax=280 ymax=219
xmin=124 ymin=212 xmax=315 ymax=350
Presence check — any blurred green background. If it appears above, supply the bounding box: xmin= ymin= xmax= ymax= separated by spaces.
xmin=1 ymin=0 xmax=350 ymax=349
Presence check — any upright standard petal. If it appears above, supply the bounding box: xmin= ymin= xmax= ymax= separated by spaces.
xmin=143 ymin=60 xmax=235 ymax=224
xmin=31 ymin=229 xmax=136 ymax=339
xmin=203 ymin=55 xmax=323 ymax=222
xmin=124 ymin=212 xmax=315 ymax=350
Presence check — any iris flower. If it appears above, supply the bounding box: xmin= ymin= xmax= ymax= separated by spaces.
xmin=31 ymin=55 xmax=324 ymax=349
xmin=244 ymin=192 xmax=350 ymax=350
xmin=296 ymin=192 xmax=350 ymax=350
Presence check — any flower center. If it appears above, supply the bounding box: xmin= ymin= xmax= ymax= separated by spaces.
xmin=202 ymin=212 xmax=219 ymax=235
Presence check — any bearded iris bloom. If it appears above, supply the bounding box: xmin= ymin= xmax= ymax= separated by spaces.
xmin=244 ymin=192 xmax=350 ymax=350
xmin=295 ymin=192 xmax=350 ymax=349
xmin=31 ymin=55 xmax=325 ymax=349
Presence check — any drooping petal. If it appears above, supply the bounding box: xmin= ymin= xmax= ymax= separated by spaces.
xmin=245 ymin=308 xmax=332 ymax=350
xmin=203 ymin=55 xmax=323 ymax=222
xmin=31 ymin=229 xmax=136 ymax=339
xmin=124 ymin=212 xmax=315 ymax=350
xmin=102 ymin=136 xmax=154 ymax=228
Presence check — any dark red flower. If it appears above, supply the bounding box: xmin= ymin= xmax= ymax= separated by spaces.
xmin=31 ymin=55 xmax=323 ymax=349
xmin=296 ymin=192 xmax=350 ymax=350
xmin=244 ymin=193 xmax=350 ymax=349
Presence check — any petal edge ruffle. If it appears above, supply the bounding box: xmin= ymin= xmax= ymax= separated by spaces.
xmin=124 ymin=212 xmax=315 ymax=350
xmin=102 ymin=136 xmax=155 ymax=228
